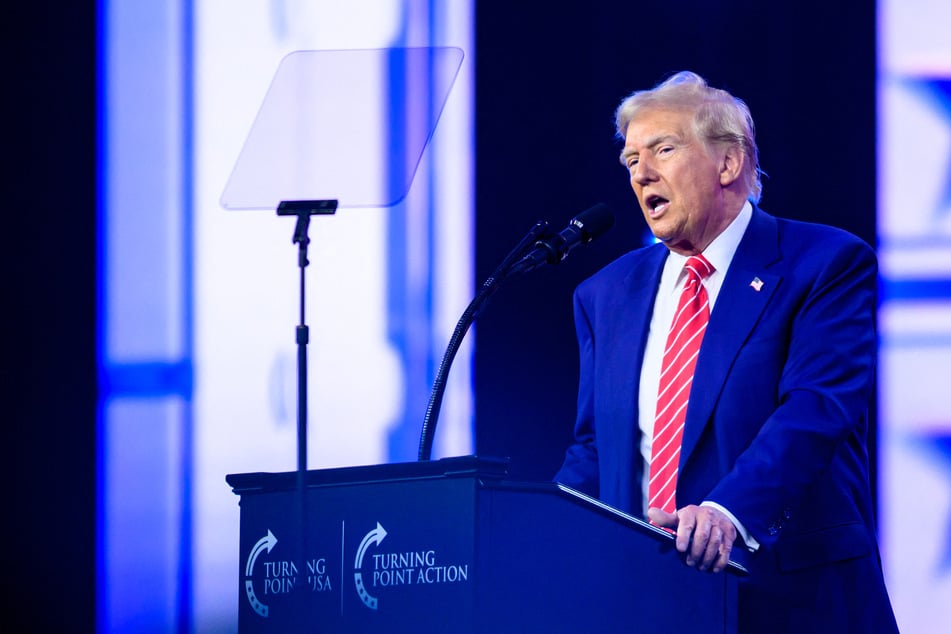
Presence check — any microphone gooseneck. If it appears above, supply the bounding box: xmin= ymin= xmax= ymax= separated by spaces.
xmin=417 ymin=204 xmax=614 ymax=461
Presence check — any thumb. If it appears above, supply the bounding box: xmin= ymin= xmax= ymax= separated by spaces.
xmin=647 ymin=507 xmax=678 ymax=528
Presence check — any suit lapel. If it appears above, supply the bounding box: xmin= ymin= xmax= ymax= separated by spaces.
xmin=679 ymin=208 xmax=783 ymax=464
xmin=605 ymin=245 xmax=668 ymax=438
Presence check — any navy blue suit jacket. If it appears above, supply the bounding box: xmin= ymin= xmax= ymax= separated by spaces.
xmin=555 ymin=207 xmax=898 ymax=632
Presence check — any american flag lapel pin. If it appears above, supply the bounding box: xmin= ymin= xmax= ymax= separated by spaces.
xmin=750 ymin=277 xmax=764 ymax=292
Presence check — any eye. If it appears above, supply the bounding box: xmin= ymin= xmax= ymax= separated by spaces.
xmin=657 ymin=145 xmax=674 ymax=156
xmin=626 ymin=157 xmax=639 ymax=170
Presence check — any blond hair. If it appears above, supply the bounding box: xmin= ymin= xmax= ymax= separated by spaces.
xmin=615 ymin=71 xmax=762 ymax=203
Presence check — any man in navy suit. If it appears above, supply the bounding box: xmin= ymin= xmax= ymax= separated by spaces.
xmin=554 ymin=72 xmax=899 ymax=632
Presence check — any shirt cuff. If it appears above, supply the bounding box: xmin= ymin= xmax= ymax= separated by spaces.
xmin=700 ymin=500 xmax=760 ymax=552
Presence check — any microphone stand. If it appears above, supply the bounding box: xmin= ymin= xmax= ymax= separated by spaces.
xmin=417 ymin=220 xmax=551 ymax=461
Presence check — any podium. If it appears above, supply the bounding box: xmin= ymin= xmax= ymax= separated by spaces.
xmin=227 ymin=456 xmax=741 ymax=633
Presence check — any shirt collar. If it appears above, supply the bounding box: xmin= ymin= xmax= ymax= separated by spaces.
xmin=701 ymin=200 xmax=752 ymax=276
xmin=661 ymin=200 xmax=753 ymax=292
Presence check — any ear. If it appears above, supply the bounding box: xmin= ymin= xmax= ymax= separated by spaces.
xmin=718 ymin=144 xmax=744 ymax=188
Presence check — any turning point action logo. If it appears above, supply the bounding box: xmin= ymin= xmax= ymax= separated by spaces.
xmin=353 ymin=522 xmax=470 ymax=611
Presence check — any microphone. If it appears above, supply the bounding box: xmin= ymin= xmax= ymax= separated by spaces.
xmin=508 ymin=203 xmax=615 ymax=276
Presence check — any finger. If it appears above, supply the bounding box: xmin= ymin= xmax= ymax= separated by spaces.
xmin=697 ymin=525 xmax=723 ymax=571
xmin=647 ymin=507 xmax=678 ymax=529
xmin=711 ymin=521 xmax=737 ymax=573
xmin=684 ymin=512 xmax=712 ymax=565
xmin=675 ymin=508 xmax=700 ymax=555
xmin=711 ymin=537 xmax=733 ymax=573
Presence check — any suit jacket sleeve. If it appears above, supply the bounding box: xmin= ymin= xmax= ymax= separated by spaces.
xmin=552 ymin=286 xmax=600 ymax=498
xmin=702 ymin=227 xmax=878 ymax=549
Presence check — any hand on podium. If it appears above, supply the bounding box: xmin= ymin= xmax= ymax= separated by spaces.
xmin=648 ymin=505 xmax=737 ymax=574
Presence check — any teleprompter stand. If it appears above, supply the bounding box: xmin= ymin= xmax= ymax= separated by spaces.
xmin=221 ymin=47 xmax=464 ymax=471
xmin=275 ymin=199 xmax=338 ymax=476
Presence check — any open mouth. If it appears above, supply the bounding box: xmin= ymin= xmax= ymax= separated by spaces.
xmin=646 ymin=194 xmax=670 ymax=216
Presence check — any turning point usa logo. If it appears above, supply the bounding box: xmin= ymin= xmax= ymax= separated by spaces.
xmin=243 ymin=529 xmax=333 ymax=618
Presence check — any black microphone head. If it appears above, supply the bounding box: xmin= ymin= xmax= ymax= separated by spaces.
xmin=571 ymin=203 xmax=615 ymax=242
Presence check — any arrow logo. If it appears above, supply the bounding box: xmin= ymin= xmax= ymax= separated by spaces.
xmin=246 ymin=529 xmax=278 ymax=576
xmin=244 ymin=529 xmax=278 ymax=618
xmin=354 ymin=522 xmax=387 ymax=610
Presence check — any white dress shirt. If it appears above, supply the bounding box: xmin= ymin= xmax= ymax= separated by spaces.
xmin=637 ymin=201 xmax=758 ymax=548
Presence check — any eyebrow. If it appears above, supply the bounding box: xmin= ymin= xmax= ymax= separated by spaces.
xmin=620 ymin=133 xmax=682 ymax=164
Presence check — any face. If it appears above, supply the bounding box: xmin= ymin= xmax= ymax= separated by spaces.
xmin=621 ymin=107 xmax=739 ymax=255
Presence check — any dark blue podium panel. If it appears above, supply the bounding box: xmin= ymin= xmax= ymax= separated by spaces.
xmin=227 ymin=456 xmax=740 ymax=633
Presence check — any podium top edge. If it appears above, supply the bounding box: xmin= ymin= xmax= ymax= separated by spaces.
xmin=226 ymin=455 xmax=509 ymax=494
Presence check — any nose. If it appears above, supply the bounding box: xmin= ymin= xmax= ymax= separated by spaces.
xmin=630 ymin=155 xmax=656 ymax=186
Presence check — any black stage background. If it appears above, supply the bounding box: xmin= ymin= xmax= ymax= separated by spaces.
xmin=8 ymin=1 xmax=873 ymax=629
xmin=7 ymin=1 xmax=98 ymax=630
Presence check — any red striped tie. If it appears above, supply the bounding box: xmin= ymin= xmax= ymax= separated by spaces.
xmin=648 ymin=254 xmax=714 ymax=517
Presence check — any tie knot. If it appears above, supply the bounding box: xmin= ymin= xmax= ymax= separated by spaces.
xmin=684 ymin=254 xmax=714 ymax=281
